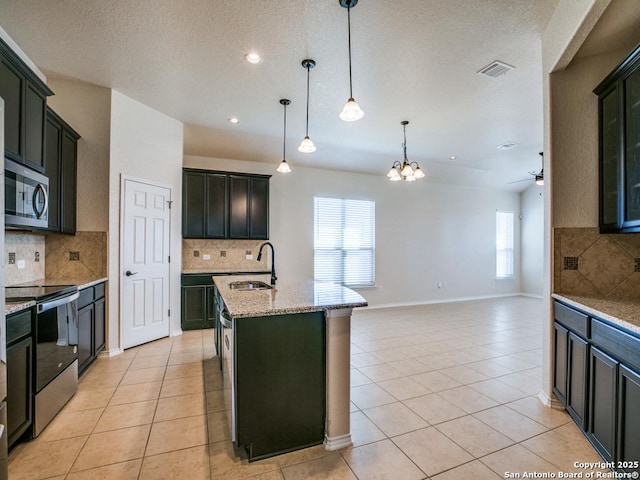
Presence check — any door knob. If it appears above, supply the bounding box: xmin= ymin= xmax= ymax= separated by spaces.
xmin=125 ymin=270 xmax=138 ymax=277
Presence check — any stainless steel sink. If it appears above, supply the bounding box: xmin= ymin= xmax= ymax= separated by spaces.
xmin=228 ymin=280 xmax=273 ymax=291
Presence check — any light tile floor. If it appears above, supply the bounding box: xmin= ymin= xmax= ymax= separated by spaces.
xmin=8 ymin=296 xmax=605 ymax=479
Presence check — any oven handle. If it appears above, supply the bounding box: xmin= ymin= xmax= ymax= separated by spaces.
xmin=219 ymin=310 xmax=233 ymax=329
xmin=37 ymin=292 xmax=79 ymax=314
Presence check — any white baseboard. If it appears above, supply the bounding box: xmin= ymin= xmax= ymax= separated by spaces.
xmin=324 ymin=433 xmax=352 ymax=451
xmin=99 ymin=348 xmax=123 ymax=357
xmin=364 ymin=293 xmax=533 ymax=311
xmin=537 ymin=391 xmax=565 ymax=410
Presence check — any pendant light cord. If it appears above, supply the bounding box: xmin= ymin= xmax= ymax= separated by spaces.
xmin=305 ymin=65 xmax=310 ymax=136
xmin=347 ymin=5 xmax=353 ymax=98
xmin=403 ymin=123 xmax=408 ymax=161
xmin=283 ymin=103 xmax=287 ymax=160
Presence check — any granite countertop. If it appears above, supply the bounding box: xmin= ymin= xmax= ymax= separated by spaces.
xmin=9 ymin=277 xmax=108 ymax=290
xmin=552 ymin=293 xmax=640 ymax=335
xmin=214 ymin=274 xmax=368 ymax=319
xmin=6 ymin=300 xmax=35 ymax=315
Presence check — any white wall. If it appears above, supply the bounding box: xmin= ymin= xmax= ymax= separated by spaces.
xmin=108 ymin=91 xmax=183 ymax=352
xmin=520 ymin=183 xmax=544 ymax=297
xmin=184 ymin=155 xmax=522 ymax=307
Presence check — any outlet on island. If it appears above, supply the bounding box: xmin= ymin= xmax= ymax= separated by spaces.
xmin=437 ymin=281 xmax=444 ymax=289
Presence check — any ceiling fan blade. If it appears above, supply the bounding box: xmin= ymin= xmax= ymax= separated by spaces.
xmin=508 ymin=178 xmax=532 ymax=184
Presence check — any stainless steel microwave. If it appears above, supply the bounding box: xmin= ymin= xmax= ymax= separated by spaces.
xmin=4 ymin=158 xmax=49 ymax=229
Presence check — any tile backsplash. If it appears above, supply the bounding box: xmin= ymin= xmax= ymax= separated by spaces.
xmin=554 ymin=227 xmax=640 ymax=299
xmin=4 ymin=232 xmax=45 ymax=285
xmin=46 ymin=231 xmax=107 ymax=279
xmin=182 ymin=239 xmax=271 ymax=272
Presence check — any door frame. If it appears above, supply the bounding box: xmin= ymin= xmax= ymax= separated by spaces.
xmin=119 ymin=174 xmax=173 ymax=350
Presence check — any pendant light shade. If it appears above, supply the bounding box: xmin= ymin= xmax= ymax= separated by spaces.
xmin=298 ymin=59 xmax=317 ymax=153
xmin=387 ymin=121 xmax=425 ymax=182
xmin=277 ymin=99 xmax=292 ymax=173
xmin=339 ymin=0 xmax=364 ymax=121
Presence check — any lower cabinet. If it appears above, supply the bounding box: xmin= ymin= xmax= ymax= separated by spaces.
xmin=78 ymin=282 xmax=106 ymax=375
xmin=554 ymin=300 xmax=640 ymax=472
xmin=618 ymin=365 xmax=640 ymax=472
xmin=6 ymin=309 xmax=33 ymax=448
xmin=588 ymin=346 xmax=618 ymax=462
xmin=181 ymin=274 xmax=214 ymax=331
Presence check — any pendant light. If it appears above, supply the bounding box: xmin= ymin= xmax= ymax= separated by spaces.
xmin=298 ymin=59 xmax=317 ymax=153
xmin=387 ymin=121 xmax=425 ymax=182
xmin=339 ymin=0 xmax=364 ymax=122
xmin=277 ymin=99 xmax=292 ymax=173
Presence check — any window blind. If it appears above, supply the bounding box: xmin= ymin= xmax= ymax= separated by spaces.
xmin=314 ymin=197 xmax=375 ymax=287
xmin=496 ymin=210 xmax=514 ymax=279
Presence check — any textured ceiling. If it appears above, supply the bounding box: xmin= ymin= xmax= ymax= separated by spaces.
xmin=0 ymin=0 xmax=564 ymax=191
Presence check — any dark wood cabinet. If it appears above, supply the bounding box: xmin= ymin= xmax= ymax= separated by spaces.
xmin=182 ymin=169 xmax=269 ymax=239
xmin=595 ymin=42 xmax=640 ymax=233
xmin=553 ymin=322 xmax=568 ymax=404
xmin=618 ymin=365 xmax=640 ymax=472
xmin=588 ymin=346 xmax=618 ymax=462
xmin=183 ymin=170 xmax=228 ymax=238
xmin=567 ymin=332 xmax=589 ymax=429
xmin=234 ymin=311 xmax=325 ymax=461
xmin=554 ymin=300 xmax=640 ymax=471
xmin=6 ymin=309 xmax=33 ymax=448
xmin=77 ymin=282 xmax=106 ymax=375
xmin=0 ymin=38 xmax=53 ymax=171
xmin=43 ymin=108 xmax=80 ymax=234
xmin=181 ymin=274 xmax=215 ymax=331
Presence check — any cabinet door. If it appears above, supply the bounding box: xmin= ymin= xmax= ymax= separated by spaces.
xmin=24 ymin=84 xmax=46 ymax=172
xmin=44 ymin=115 xmax=62 ymax=231
xmin=229 ymin=175 xmax=249 ymax=238
xmin=183 ymin=171 xmax=206 ymax=238
xmin=181 ymin=285 xmax=207 ymax=330
xmin=624 ymin=67 xmax=640 ymax=228
xmin=206 ymin=173 xmax=228 ymax=238
xmin=78 ymin=304 xmax=94 ymax=374
xmin=600 ymin=87 xmax=620 ymax=230
xmin=94 ymin=297 xmax=106 ymax=355
xmin=250 ymin=177 xmax=269 ymax=239
xmin=7 ymin=336 xmax=32 ymax=448
xmin=553 ymin=322 xmax=568 ymax=404
xmin=60 ymin=131 xmax=77 ymax=234
xmin=588 ymin=346 xmax=618 ymax=462
xmin=567 ymin=332 xmax=588 ymax=429
xmin=618 ymin=365 xmax=640 ymax=472
xmin=0 ymin=59 xmax=23 ymax=162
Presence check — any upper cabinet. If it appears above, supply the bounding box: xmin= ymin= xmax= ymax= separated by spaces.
xmin=182 ymin=168 xmax=270 ymax=240
xmin=595 ymin=43 xmax=640 ymax=233
xmin=43 ymin=107 xmax=80 ymax=235
xmin=0 ymin=38 xmax=53 ymax=172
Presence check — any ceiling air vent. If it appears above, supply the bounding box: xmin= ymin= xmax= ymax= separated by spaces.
xmin=478 ymin=61 xmax=514 ymax=78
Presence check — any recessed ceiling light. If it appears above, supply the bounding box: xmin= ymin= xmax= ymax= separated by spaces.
xmin=497 ymin=142 xmax=518 ymax=150
xmin=244 ymin=52 xmax=262 ymax=64
xmin=449 ymin=156 xmax=457 ymax=160
xmin=228 ymin=117 xmax=240 ymax=124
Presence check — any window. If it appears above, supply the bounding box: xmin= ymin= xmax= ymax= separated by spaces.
xmin=496 ymin=210 xmax=514 ymax=279
xmin=314 ymin=197 xmax=375 ymax=287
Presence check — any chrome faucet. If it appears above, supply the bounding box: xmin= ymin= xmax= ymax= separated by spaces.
xmin=257 ymin=242 xmax=277 ymax=285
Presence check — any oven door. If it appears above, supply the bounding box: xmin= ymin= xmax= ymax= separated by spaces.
xmin=4 ymin=159 xmax=49 ymax=229
xmin=35 ymin=293 xmax=79 ymax=392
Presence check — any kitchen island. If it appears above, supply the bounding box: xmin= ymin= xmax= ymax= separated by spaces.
xmin=213 ymin=274 xmax=367 ymax=461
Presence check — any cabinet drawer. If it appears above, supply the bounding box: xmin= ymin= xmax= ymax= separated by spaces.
xmin=78 ymin=287 xmax=94 ymax=310
xmin=554 ymin=301 xmax=589 ymax=338
xmin=181 ymin=274 xmax=214 ymax=286
xmin=7 ymin=309 xmax=32 ymax=344
xmin=94 ymin=282 xmax=105 ymax=300
xmin=592 ymin=319 xmax=640 ymax=372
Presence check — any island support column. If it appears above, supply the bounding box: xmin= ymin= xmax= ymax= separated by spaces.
xmin=324 ymin=307 xmax=353 ymax=450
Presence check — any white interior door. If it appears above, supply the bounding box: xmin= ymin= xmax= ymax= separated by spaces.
xmin=121 ymin=176 xmax=171 ymax=349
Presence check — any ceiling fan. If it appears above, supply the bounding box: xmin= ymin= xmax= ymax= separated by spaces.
xmin=509 ymin=152 xmax=544 ymax=185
